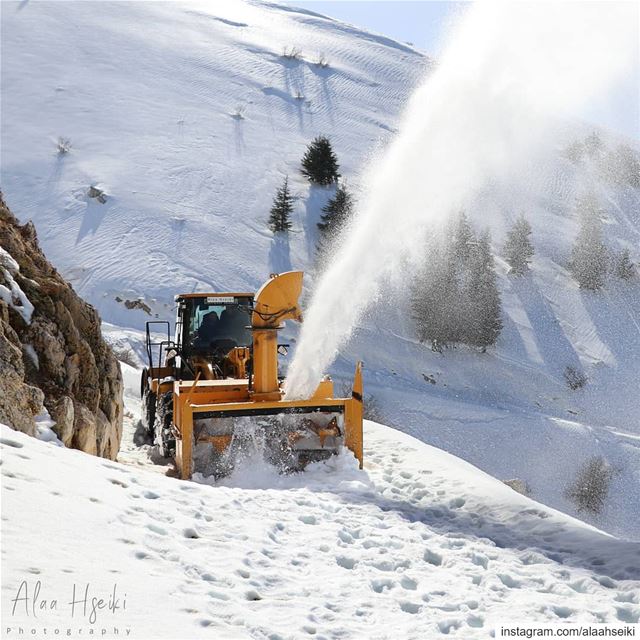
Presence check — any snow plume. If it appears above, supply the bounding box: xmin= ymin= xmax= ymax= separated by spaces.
xmin=285 ymin=2 xmax=637 ymax=399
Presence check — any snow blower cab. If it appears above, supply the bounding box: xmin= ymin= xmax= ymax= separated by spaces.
xmin=141 ymin=271 xmax=363 ymax=479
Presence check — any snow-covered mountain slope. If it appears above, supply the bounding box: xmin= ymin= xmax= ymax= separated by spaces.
xmin=1 ymin=0 xmax=639 ymax=542
xmin=2 ymin=423 xmax=639 ymax=639
xmin=329 ymin=154 xmax=640 ymax=541
xmin=0 ymin=0 xmax=427 ymax=326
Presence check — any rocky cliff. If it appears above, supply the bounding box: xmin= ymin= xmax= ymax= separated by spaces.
xmin=0 ymin=195 xmax=123 ymax=459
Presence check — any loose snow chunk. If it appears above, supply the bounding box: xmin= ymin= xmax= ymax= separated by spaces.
xmin=34 ymin=409 xmax=64 ymax=447
xmin=0 ymin=248 xmax=34 ymax=324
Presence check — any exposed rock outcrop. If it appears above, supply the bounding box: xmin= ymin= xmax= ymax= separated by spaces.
xmin=0 ymin=195 xmax=123 ymax=459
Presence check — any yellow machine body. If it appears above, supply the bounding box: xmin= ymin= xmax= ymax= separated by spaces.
xmin=143 ymin=271 xmax=363 ymax=480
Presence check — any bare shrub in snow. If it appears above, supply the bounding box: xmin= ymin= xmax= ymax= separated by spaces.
xmin=503 ymin=478 xmax=531 ymax=496
xmin=56 ymin=137 xmax=72 ymax=155
xmin=282 ymin=46 xmax=302 ymax=60
xmin=564 ymin=366 xmax=587 ymax=390
xmin=566 ymin=456 xmax=613 ymax=515
xmin=88 ymin=185 xmax=107 ymax=204
xmin=314 ymin=53 xmax=329 ymax=68
xmin=339 ymin=382 xmax=384 ymax=423
xmin=112 ymin=346 xmax=139 ymax=368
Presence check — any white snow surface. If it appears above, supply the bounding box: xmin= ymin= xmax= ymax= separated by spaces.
xmin=1 ymin=0 xmax=639 ymax=543
xmin=2 ymin=422 xmax=639 ymax=639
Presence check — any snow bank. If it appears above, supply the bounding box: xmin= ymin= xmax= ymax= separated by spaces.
xmin=1 ymin=422 xmax=638 ymax=639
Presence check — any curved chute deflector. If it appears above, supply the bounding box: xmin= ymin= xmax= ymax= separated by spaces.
xmin=252 ymin=271 xmax=303 ymax=329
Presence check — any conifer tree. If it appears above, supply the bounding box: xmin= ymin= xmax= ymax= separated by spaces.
xmin=569 ymin=194 xmax=608 ymax=290
xmin=584 ymin=131 xmax=603 ymax=157
xmin=268 ymin=176 xmax=294 ymax=233
xmin=614 ymin=248 xmax=636 ymax=280
xmin=301 ymin=136 xmax=340 ymax=185
xmin=411 ymin=239 xmax=459 ymax=351
xmin=317 ymin=183 xmax=353 ymax=239
xmin=412 ymin=218 xmax=503 ymax=351
xmin=452 ymin=211 xmax=475 ymax=264
xmin=504 ymin=216 xmax=534 ymax=275
xmin=463 ymin=230 xmax=502 ymax=348
xmin=605 ymin=144 xmax=640 ymax=188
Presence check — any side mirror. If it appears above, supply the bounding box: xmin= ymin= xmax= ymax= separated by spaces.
xmin=277 ymin=345 xmax=288 ymax=356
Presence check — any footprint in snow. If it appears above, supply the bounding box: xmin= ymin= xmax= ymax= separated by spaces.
xmin=551 ymin=605 xmax=574 ymax=619
xmin=336 ymin=555 xmax=356 ymax=570
xmin=595 ymin=576 xmax=617 ymax=589
xmin=423 ymin=549 xmax=443 ymax=566
xmin=370 ymin=578 xmax=395 ymax=593
xmin=615 ymin=591 xmax=638 ymax=603
xmin=400 ymin=576 xmax=418 ymax=590
xmin=438 ymin=619 xmax=461 ymax=634
xmin=616 ymin=607 xmax=640 ymax=623
xmin=337 ymin=530 xmax=353 ymax=544
xmin=498 ymin=574 xmax=521 ymax=589
xmin=102 ymin=463 xmax=129 ymax=474
xmin=467 ymin=614 xmax=484 ymax=628
xmin=399 ymin=601 xmax=421 ymax=614
xmin=0 ymin=438 xmax=23 ymax=448
xmin=470 ymin=554 xmax=488 ymax=569
xmin=146 ymin=523 xmax=167 ymax=536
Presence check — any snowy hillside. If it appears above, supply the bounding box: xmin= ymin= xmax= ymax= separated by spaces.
xmin=1 ymin=0 xmax=639 ymax=545
xmin=3 ymin=421 xmax=639 ymax=639
xmin=0 ymin=0 xmax=427 ymax=326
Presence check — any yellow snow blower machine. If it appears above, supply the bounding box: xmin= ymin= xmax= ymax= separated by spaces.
xmin=141 ymin=271 xmax=363 ymax=479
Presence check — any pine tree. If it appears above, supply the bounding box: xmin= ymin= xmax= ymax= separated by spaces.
xmin=317 ymin=184 xmax=353 ymax=238
xmin=412 ymin=219 xmax=503 ymax=351
xmin=463 ymin=230 xmax=502 ymax=348
xmin=452 ymin=211 xmax=475 ymax=263
xmin=301 ymin=136 xmax=340 ymax=185
xmin=268 ymin=176 xmax=294 ymax=233
xmin=604 ymin=144 xmax=640 ymax=188
xmin=584 ymin=131 xmax=603 ymax=157
xmin=569 ymin=194 xmax=608 ymax=290
xmin=411 ymin=238 xmax=459 ymax=350
xmin=504 ymin=216 xmax=534 ymax=276
xmin=614 ymin=248 xmax=636 ymax=280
